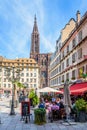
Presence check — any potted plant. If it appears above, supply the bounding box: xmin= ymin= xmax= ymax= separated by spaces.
xmin=62 ymin=80 xmax=64 ymax=83
xmin=66 ymin=79 xmax=69 ymax=82
xmin=28 ymin=89 xmax=39 ymax=107
xmin=34 ymin=108 xmax=46 ymax=125
xmin=71 ymin=77 xmax=75 ymax=80
xmin=75 ymin=98 xmax=87 ymax=122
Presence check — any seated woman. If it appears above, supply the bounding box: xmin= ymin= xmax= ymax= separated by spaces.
xmin=51 ymin=102 xmax=59 ymax=110
xmin=45 ymin=99 xmax=50 ymax=109
xmin=51 ymin=102 xmax=60 ymax=121
xmin=48 ymin=102 xmax=60 ymax=121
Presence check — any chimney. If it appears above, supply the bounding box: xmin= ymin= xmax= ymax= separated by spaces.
xmin=76 ymin=10 xmax=81 ymax=23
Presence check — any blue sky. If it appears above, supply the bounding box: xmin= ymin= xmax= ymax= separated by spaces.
xmin=0 ymin=0 xmax=87 ymax=59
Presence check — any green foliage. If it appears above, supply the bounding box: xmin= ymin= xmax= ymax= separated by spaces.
xmin=82 ymin=73 xmax=87 ymax=78
xmin=75 ymin=98 xmax=87 ymax=112
xmin=34 ymin=108 xmax=46 ymax=125
xmin=28 ymin=89 xmax=39 ymax=106
xmin=42 ymin=94 xmax=52 ymax=101
xmin=14 ymin=81 xmax=24 ymax=89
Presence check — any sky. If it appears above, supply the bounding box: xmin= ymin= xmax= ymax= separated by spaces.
xmin=0 ymin=0 xmax=87 ymax=59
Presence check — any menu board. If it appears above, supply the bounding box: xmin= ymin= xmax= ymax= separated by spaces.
xmin=21 ymin=101 xmax=30 ymax=116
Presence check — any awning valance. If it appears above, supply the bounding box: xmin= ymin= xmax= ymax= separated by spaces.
xmin=70 ymin=82 xmax=87 ymax=95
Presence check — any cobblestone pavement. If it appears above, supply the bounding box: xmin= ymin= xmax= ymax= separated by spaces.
xmin=0 ymin=98 xmax=87 ymax=130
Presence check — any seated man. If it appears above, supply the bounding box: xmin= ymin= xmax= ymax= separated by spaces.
xmin=38 ymin=101 xmax=45 ymax=109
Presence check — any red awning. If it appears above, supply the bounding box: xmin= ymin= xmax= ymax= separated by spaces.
xmin=70 ymin=82 xmax=87 ymax=95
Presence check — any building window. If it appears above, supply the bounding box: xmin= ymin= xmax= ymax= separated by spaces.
xmin=42 ymin=71 xmax=47 ymax=78
xmin=8 ymin=84 xmax=11 ymax=87
xmin=72 ymin=53 xmax=76 ymax=63
xmin=62 ymin=75 xmax=64 ymax=82
xmin=66 ymin=58 xmax=69 ymax=67
xmin=78 ymin=48 xmax=82 ymax=59
xmin=22 ymin=63 xmax=24 ymax=66
xmin=21 ymin=73 xmax=24 ymax=76
xmin=34 ymin=68 xmax=36 ymax=71
xmin=78 ymin=30 xmax=82 ymax=42
xmin=30 ymin=79 xmax=33 ymax=83
xmin=59 ymin=55 xmax=61 ymax=61
xmin=26 ymin=68 xmax=29 ymax=71
xmin=34 ymin=84 xmax=36 ymax=87
xmin=62 ymin=51 xmax=64 ymax=58
xmin=26 ymin=73 xmax=29 ymax=77
xmin=72 ymin=70 xmax=76 ymax=79
xmin=66 ymin=73 xmax=69 ymax=81
xmin=72 ymin=38 xmax=76 ymax=48
xmin=34 ymin=73 xmax=36 ymax=77
xmin=62 ymin=62 xmax=64 ymax=70
xmin=78 ymin=66 xmax=84 ymax=78
xmin=4 ymin=71 xmax=6 ymax=76
xmin=42 ymin=60 xmax=43 ymax=65
xmin=67 ymin=45 xmax=69 ymax=53
xmin=30 ymin=73 xmax=33 ymax=77
xmin=21 ymin=78 xmax=24 ymax=82
xmin=4 ymin=78 xmax=6 ymax=82
xmin=0 ymin=68 xmax=2 ymax=72
xmin=59 ymin=65 xmax=61 ymax=72
xmin=22 ymin=68 xmax=24 ymax=71
xmin=4 ymin=84 xmax=6 ymax=87
xmin=59 ymin=76 xmax=61 ymax=84
xmin=26 ymin=78 xmax=29 ymax=82
xmin=34 ymin=79 xmax=36 ymax=82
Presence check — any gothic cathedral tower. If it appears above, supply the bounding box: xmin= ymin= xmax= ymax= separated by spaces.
xmin=30 ymin=16 xmax=52 ymax=88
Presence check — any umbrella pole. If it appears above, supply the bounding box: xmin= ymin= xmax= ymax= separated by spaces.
xmin=65 ymin=105 xmax=70 ymax=122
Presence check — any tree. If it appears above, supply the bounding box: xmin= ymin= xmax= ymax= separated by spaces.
xmin=14 ymin=81 xmax=25 ymax=101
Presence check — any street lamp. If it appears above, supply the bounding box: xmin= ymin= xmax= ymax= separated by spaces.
xmin=5 ymin=66 xmax=21 ymax=115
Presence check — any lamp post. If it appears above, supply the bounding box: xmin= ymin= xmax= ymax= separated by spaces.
xmin=5 ymin=66 xmax=21 ymax=115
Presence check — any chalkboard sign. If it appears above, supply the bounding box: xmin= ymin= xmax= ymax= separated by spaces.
xmin=21 ymin=101 xmax=30 ymax=116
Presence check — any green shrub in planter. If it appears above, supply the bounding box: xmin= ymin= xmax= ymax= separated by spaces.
xmin=34 ymin=108 xmax=46 ymax=125
xmin=75 ymin=98 xmax=87 ymax=112
xmin=75 ymin=98 xmax=87 ymax=122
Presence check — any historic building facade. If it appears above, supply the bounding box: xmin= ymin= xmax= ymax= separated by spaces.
xmin=30 ymin=16 xmax=52 ymax=88
xmin=49 ymin=11 xmax=87 ymax=89
xmin=0 ymin=56 xmax=40 ymax=94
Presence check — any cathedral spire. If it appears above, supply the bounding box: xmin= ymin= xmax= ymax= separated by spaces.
xmin=33 ymin=14 xmax=38 ymax=33
xmin=30 ymin=15 xmax=40 ymax=57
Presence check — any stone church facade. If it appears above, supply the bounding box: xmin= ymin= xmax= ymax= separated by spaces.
xmin=30 ymin=16 xmax=52 ymax=88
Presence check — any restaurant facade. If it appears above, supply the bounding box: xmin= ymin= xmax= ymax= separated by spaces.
xmin=49 ymin=11 xmax=87 ymax=90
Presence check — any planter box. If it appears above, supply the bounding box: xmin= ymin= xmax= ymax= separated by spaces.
xmin=34 ymin=108 xmax=46 ymax=125
xmin=75 ymin=111 xmax=86 ymax=122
